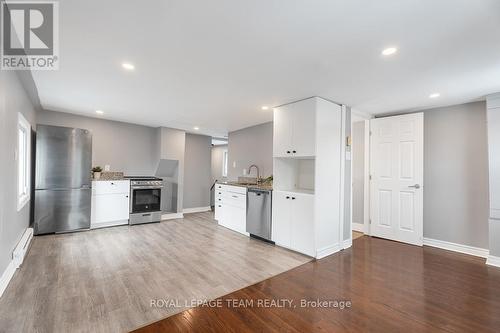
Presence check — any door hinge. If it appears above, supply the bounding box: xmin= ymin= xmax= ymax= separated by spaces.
xmin=369 ymin=131 xmax=372 ymax=136
xmin=369 ymin=219 xmax=372 ymax=224
xmin=369 ymin=175 xmax=372 ymax=180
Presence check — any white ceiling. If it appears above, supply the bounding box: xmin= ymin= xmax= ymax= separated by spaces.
xmin=32 ymin=0 xmax=500 ymax=137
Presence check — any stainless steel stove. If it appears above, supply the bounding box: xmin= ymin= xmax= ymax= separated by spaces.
xmin=125 ymin=176 xmax=163 ymax=225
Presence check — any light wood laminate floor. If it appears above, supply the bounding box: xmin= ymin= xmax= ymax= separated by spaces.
xmin=0 ymin=212 xmax=309 ymax=333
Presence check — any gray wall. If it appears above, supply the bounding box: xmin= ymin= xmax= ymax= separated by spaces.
xmin=0 ymin=71 xmax=37 ymax=277
xmin=36 ymin=111 xmax=213 ymax=212
xmin=183 ymin=134 xmax=212 ymax=209
xmin=227 ymin=122 xmax=273 ymax=181
xmin=423 ymin=101 xmax=489 ymax=248
xmin=211 ymin=145 xmax=228 ymax=184
xmin=37 ymin=110 xmax=158 ymax=176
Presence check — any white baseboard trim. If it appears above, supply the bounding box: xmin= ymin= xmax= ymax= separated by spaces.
xmin=316 ymin=243 xmax=341 ymax=259
xmin=0 ymin=260 xmax=16 ymax=299
xmin=423 ymin=238 xmax=489 ymax=259
xmin=161 ymin=213 xmax=184 ymax=220
xmin=183 ymin=206 xmax=211 ymax=214
xmin=1 ymin=227 xmax=34 ymax=298
xmin=343 ymin=238 xmax=352 ymax=249
xmin=91 ymin=220 xmax=128 ymax=229
xmin=486 ymin=255 xmax=500 ymax=268
xmin=352 ymin=222 xmax=365 ymax=233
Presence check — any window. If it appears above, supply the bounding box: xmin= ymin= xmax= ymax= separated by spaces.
xmin=222 ymin=149 xmax=228 ymax=177
xmin=17 ymin=113 xmax=31 ymax=211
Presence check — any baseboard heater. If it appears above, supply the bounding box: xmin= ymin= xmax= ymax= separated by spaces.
xmin=13 ymin=228 xmax=33 ymax=268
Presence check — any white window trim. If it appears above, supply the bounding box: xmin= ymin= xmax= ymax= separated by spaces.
xmin=222 ymin=149 xmax=228 ymax=177
xmin=17 ymin=112 xmax=31 ymax=211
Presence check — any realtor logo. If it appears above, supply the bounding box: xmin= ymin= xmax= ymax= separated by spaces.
xmin=1 ymin=0 xmax=59 ymax=70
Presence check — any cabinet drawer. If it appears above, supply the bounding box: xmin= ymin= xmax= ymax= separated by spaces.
xmin=216 ymin=184 xmax=247 ymax=195
xmin=92 ymin=180 xmax=130 ymax=195
xmin=216 ymin=193 xmax=246 ymax=208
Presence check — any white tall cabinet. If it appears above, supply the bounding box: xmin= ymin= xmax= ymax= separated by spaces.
xmin=272 ymin=97 xmax=345 ymax=258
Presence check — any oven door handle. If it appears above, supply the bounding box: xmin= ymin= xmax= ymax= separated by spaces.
xmin=131 ymin=186 xmax=164 ymax=190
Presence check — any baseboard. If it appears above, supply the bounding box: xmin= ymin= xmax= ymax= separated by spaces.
xmin=91 ymin=220 xmax=128 ymax=229
xmin=423 ymin=238 xmax=489 ymax=259
xmin=343 ymin=238 xmax=352 ymax=249
xmin=182 ymin=206 xmax=211 ymax=214
xmin=352 ymin=222 xmax=365 ymax=233
xmin=1 ymin=227 xmax=34 ymax=298
xmin=486 ymin=255 xmax=500 ymax=268
xmin=316 ymin=243 xmax=341 ymax=259
xmin=0 ymin=260 xmax=16 ymax=298
xmin=161 ymin=213 xmax=184 ymax=220
xmin=13 ymin=228 xmax=33 ymax=268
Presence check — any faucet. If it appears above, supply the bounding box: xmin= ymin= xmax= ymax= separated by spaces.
xmin=248 ymin=164 xmax=260 ymax=183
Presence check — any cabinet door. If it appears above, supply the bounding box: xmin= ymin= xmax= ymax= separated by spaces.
xmin=214 ymin=203 xmax=223 ymax=221
xmin=290 ymin=193 xmax=315 ymax=256
xmin=272 ymin=191 xmax=291 ymax=247
xmin=291 ymin=99 xmax=316 ymax=157
xmin=233 ymin=205 xmax=247 ymax=235
xmin=92 ymin=194 xmax=130 ymax=224
xmin=273 ymin=107 xmax=293 ymax=157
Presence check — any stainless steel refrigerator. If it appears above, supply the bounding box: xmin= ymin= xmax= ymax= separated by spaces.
xmin=34 ymin=125 xmax=92 ymax=235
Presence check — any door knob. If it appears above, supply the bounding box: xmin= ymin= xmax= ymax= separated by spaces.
xmin=408 ymin=184 xmax=421 ymax=189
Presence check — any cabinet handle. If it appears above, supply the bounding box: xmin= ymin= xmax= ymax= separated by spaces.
xmin=292 ymin=197 xmax=296 ymax=200
xmin=218 ymin=205 xmax=222 ymax=207
xmin=232 ymin=195 xmax=238 ymax=198
xmin=292 ymin=150 xmax=296 ymax=154
xmin=286 ymin=196 xmax=290 ymax=199
xmin=126 ymin=195 xmax=129 ymax=198
xmin=111 ymin=182 xmax=115 ymax=185
xmin=286 ymin=151 xmax=291 ymax=154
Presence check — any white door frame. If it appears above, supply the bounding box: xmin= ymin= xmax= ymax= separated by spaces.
xmin=350 ymin=110 xmax=372 ymax=239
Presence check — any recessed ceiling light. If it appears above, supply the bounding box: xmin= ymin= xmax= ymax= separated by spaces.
xmin=122 ymin=62 xmax=135 ymax=71
xmin=261 ymin=106 xmax=269 ymax=110
xmin=381 ymin=47 xmax=398 ymax=56
xmin=193 ymin=126 xmax=200 ymax=130
xmin=429 ymin=93 xmax=440 ymax=98
xmin=95 ymin=110 xmax=104 ymax=114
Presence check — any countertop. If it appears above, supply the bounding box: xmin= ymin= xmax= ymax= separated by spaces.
xmin=218 ymin=181 xmax=273 ymax=191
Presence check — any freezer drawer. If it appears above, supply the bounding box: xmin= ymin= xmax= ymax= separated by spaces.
xmin=246 ymin=189 xmax=272 ymax=241
xmin=34 ymin=188 xmax=91 ymax=235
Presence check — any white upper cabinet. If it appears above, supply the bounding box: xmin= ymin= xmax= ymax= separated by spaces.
xmin=273 ymin=98 xmax=316 ymax=158
xmin=273 ymin=107 xmax=293 ymax=157
xmin=290 ymin=99 xmax=316 ymax=157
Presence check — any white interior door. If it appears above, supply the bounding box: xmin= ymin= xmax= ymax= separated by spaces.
xmin=370 ymin=113 xmax=424 ymax=246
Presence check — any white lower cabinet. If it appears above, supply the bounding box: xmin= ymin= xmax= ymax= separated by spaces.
xmin=91 ymin=180 xmax=130 ymax=228
xmin=272 ymin=191 xmax=315 ymax=256
xmin=214 ymin=184 xmax=247 ymax=235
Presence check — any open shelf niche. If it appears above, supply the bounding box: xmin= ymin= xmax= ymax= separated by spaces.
xmin=273 ymin=157 xmax=315 ymax=194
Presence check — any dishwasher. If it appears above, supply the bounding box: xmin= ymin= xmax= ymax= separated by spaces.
xmin=246 ymin=188 xmax=272 ymax=242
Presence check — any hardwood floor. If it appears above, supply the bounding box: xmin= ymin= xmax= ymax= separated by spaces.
xmin=134 ymin=236 xmax=500 ymax=333
xmin=0 ymin=212 xmax=310 ymax=333
xmin=352 ymin=231 xmax=363 ymax=240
